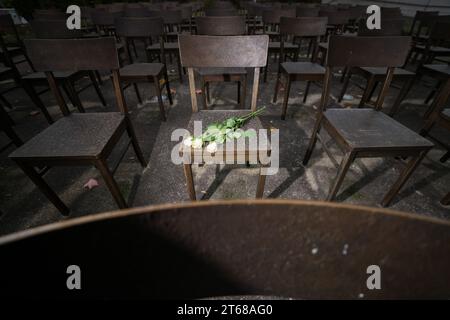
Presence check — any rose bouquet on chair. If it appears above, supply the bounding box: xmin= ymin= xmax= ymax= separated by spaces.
xmin=183 ymin=107 xmax=266 ymax=153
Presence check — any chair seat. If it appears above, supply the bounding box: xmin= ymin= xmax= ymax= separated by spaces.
xmin=415 ymin=45 xmax=450 ymax=54
xmin=9 ymin=113 xmax=125 ymax=160
xmin=318 ymin=42 xmax=328 ymax=50
xmin=197 ymin=67 xmax=247 ymax=76
xmin=147 ymin=42 xmax=179 ymax=51
xmin=268 ymin=42 xmax=298 ymax=50
xmin=442 ymin=109 xmax=450 ymax=119
xmin=22 ymin=71 xmax=79 ymax=80
xmin=281 ymin=62 xmax=325 ymax=75
xmin=422 ymin=64 xmax=450 ymax=76
xmin=0 ymin=46 xmax=22 ymax=54
xmin=359 ymin=67 xmax=415 ymax=77
xmin=0 ymin=66 xmax=12 ymax=75
xmin=120 ymin=63 xmax=164 ymax=77
xmin=323 ymin=109 xmax=433 ymax=150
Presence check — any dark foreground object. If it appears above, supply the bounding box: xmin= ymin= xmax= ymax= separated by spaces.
xmin=0 ymin=200 xmax=449 ymax=299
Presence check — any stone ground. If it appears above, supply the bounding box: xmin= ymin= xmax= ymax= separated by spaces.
xmin=0 ymin=48 xmax=449 ymax=236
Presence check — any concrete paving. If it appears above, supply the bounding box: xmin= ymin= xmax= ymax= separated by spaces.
xmin=0 ymin=50 xmax=449 ymax=236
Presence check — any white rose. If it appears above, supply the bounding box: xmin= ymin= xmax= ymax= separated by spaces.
xmin=206 ymin=142 xmax=217 ymax=153
xmin=183 ymin=136 xmax=193 ymax=147
xmin=192 ymin=137 xmax=203 ymax=149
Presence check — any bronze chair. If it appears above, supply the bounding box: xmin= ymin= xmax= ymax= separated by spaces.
xmin=302 ymin=36 xmax=433 ymax=207
xmin=178 ymin=34 xmax=269 ymax=200
xmin=9 ymin=38 xmax=147 ymax=215
xmin=0 ymin=14 xmax=34 ymax=70
xmin=1 ymin=200 xmax=450 ymax=298
xmin=0 ymin=101 xmax=22 ymax=151
xmin=0 ymin=35 xmax=53 ymax=123
xmin=420 ymin=75 xmax=450 ymax=163
xmin=146 ymin=13 xmax=184 ymax=83
xmin=115 ymin=17 xmax=173 ymax=121
xmin=273 ymin=17 xmax=328 ymax=120
xmin=261 ymin=9 xmax=298 ymax=82
xmin=338 ymin=18 xmax=416 ymax=117
xmin=25 ymin=19 xmax=106 ymax=115
xmin=195 ymin=16 xmax=247 ymax=110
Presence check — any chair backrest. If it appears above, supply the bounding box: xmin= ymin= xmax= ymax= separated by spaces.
xmin=357 ymin=18 xmax=404 ymax=36
xmin=32 ymin=11 xmax=68 ymax=21
xmin=262 ymin=8 xmax=296 ymax=25
xmin=205 ymin=8 xmax=238 ymax=17
xmin=179 ymin=34 xmax=269 ymax=112
xmin=0 ymin=14 xmax=17 ymax=33
xmin=429 ymin=21 xmax=450 ymax=43
xmin=410 ymin=10 xmax=439 ymax=36
xmin=180 ymin=6 xmax=193 ymax=20
xmin=161 ymin=10 xmax=183 ymax=25
xmin=124 ymin=7 xmax=152 ymax=17
xmin=24 ymin=38 xmax=128 ymax=115
xmin=31 ymin=20 xmax=83 ymax=39
xmin=319 ymin=8 xmax=350 ymax=26
xmin=1 ymin=200 xmax=450 ymax=299
xmin=115 ymin=17 xmax=164 ymax=38
xmin=280 ymin=17 xmax=327 ymax=37
xmin=196 ymin=16 xmax=246 ymax=36
xmin=91 ymin=10 xmax=123 ymax=26
xmin=320 ymin=36 xmax=411 ymax=112
xmin=296 ymin=7 xmax=319 ymax=17
xmin=381 ymin=7 xmax=403 ymax=19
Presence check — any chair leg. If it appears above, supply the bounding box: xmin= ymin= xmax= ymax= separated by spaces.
xmin=338 ymin=70 xmax=352 ymax=102
xmin=3 ymin=123 xmax=22 ymax=146
xmin=65 ymin=80 xmax=85 ymax=113
xmin=0 ymin=94 xmax=13 ymax=110
xmin=125 ymin=117 xmax=147 ymax=167
xmin=256 ymin=163 xmax=267 ymax=199
xmin=326 ymin=151 xmax=356 ymax=201
xmin=441 ymin=192 xmax=450 ymax=206
xmin=303 ymin=81 xmax=311 ymax=103
xmin=183 ymin=163 xmax=196 ymax=200
xmin=237 ymin=81 xmax=241 ymax=104
xmin=241 ymin=74 xmax=247 ymax=109
xmin=176 ymin=53 xmax=183 ymax=84
xmin=264 ymin=63 xmax=268 ymax=83
xmin=303 ymin=115 xmax=323 ymax=165
xmin=381 ymin=150 xmax=429 ymax=207
xmin=21 ymin=80 xmax=53 ymax=124
xmin=95 ymin=158 xmax=128 ymax=209
xmin=281 ymin=75 xmax=291 ymax=120
xmin=389 ymin=76 xmax=415 ymax=116
xmin=14 ymin=161 xmax=69 ymax=215
xmin=425 ymin=81 xmax=440 ymax=104
xmin=359 ymin=76 xmax=376 ymax=108
xmin=95 ymin=70 xmax=103 ymax=85
xmin=206 ymin=82 xmax=211 ymax=104
xmin=440 ymin=151 xmax=450 ymax=163
xmin=88 ymin=71 xmax=106 ymax=106
xmin=164 ymin=71 xmax=173 ymax=105
xmin=133 ymin=83 xmax=142 ymax=104
xmin=153 ymin=76 xmax=166 ymax=121
xmin=340 ymin=66 xmax=348 ymax=83
xmin=201 ymin=77 xmax=208 ymax=110
xmin=273 ymin=72 xmax=281 ymax=103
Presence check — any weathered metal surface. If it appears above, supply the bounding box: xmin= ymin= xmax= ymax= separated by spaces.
xmin=0 ymin=200 xmax=449 ymax=299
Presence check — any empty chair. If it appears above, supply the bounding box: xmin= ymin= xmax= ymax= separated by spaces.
xmin=273 ymin=17 xmax=328 ymax=119
xmin=339 ymin=18 xmax=415 ymax=116
xmin=26 ymin=19 xmax=106 ymax=114
xmin=319 ymin=8 xmax=350 ymax=35
xmin=409 ymin=10 xmax=439 ymax=44
xmin=195 ymin=16 xmax=248 ymax=109
xmin=262 ymin=8 xmax=298 ymax=82
xmin=115 ymin=17 xmax=173 ymax=121
xmin=302 ymin=35 xmax=433 ymax=207
xmin=9 ymin=37 xmax=147 ymax=215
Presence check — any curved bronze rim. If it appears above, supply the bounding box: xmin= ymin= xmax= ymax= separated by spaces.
xmin=1 ymin=199 xmax=449 ymax=245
